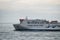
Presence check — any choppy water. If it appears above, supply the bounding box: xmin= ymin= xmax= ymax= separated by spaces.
xmin=0 ymin=24 xmax=60 ymax=40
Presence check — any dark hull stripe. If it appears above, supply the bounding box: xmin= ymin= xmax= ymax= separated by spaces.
xmin=15 ymin=29 xmax=60 ymax=31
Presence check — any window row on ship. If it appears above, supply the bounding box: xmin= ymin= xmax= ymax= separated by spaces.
xmin=27 ymin=25 xmax=43 ymax=26
xmin=27 ymin=21 xmax=49 ymax=24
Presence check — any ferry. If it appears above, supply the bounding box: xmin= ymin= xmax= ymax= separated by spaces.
xmin=13 ymin=17 xmax=60 ymax=31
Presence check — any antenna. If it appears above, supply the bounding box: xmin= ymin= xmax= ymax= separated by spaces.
xmin=26 ymin=16 xmax=28 ymax=20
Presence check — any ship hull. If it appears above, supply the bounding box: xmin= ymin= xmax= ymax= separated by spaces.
xmin=13 ymin=24 xmax=60 ymax=31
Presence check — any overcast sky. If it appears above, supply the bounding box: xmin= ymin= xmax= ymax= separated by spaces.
xmin=0 ymin=0 xmax=60 ymax=23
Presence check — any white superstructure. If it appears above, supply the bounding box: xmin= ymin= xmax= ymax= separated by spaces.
xmin=13 ymin=18 xmax=60 ymax=31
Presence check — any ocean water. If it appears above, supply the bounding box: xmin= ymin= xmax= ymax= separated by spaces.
xmin=0 ymin=24 xmax=60 ymax=40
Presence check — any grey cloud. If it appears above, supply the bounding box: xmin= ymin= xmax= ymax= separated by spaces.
xmin=0 ymin=0 xmax=60 ymax=23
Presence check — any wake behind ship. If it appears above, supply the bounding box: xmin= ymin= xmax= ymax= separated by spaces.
xmin=13 ymin=17 xmax=60 ymax=31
